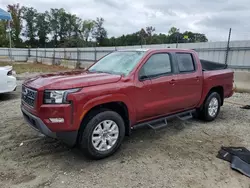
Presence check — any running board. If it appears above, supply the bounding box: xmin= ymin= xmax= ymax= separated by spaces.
xmin=177 ymin=112 xmax=193 ymax=121
xmin=132 ymin=109 xmax=195 ymax=130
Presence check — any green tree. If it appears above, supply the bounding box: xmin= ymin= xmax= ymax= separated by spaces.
xmin=82 ymin=20 xmax=94 ymax=42
xmin=0 ymin=21 xmax=9 ymax=47
xmin=5 ymin=3 xmax=209 ymax=48
xmin=65 ymin=14 xmax=81 ymax=39
xmin=50 ymin=9 xmax=82 ymax=46
xmin=7 ymin=3 xmax=23 ymax=47
xmin=71 ymin=16 xmax=83 ymax=47
xmin=72 ymin=16 xmax=82 ymax=39
xmin=139 ymin=28 xmax=148 ymax=45
xmin=36 ymin=11 xmax=50 ymax=47
xmin=58 ymin=13 xmax=83 ymax=47
xmin=168 ymin=27 xmax=182 ymax=43
xmin=146 ymin=26 xmax=155 ymax=36
xmin=92 ymin=17 xmax=107 ymax=46
xmin=48 ymin=8 xmax=84 ymax=47
xmin=155 ymin=33 xmax=168 ymax=44
xmin=58 ymin=9 xmax=68 ymax=44
xmin=168 ymin=27 xmax=179 ymax=35
xmin=193 ymin=33 xmax=208 ymax=42
xmin=182 ymin=31 xmax=208 ymax=43
xmin=48 ymin=8 xmax=61 ymax=47
xmin=146 ymin=26 xmax=155 ymax=44
xmin=22 ymin=7 xmax=38 ymax=47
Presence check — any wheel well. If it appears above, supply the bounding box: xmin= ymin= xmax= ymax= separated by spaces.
xmin=209 ymin=86 xmax=224 ymax=106
xmin=79 ymin=102 xmax=130 ymax=136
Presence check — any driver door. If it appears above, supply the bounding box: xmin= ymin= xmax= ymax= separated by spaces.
xmin=134 ymin=53 xmax=177 ymax=122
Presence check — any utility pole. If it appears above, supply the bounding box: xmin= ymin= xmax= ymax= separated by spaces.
xmin=225 ymin=28 xmax=232 ymax=65
xmin=8 ymin=20 xmax=12 ymax=62
xmin=176 ymin=33 xmax=179 ymax=48
xmin=176 ymin=28 xmax=180 ymax=48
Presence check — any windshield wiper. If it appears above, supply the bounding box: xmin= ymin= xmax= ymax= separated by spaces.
xmin=89 ymin=69 xmax=124 ymax=76
xmin=89 ymin=70 xmax=111 ymax=74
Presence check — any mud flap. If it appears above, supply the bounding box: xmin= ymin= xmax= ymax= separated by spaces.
xmin=231 ymin=156 xmax=250 ymax=178
xmin=56 ymin=131 xmax=78 ymax=147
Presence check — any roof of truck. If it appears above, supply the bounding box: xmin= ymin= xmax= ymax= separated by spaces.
xmin=117 ymin=48 xmax=150 ymax=52
xmin=117 ymin=48 xmax=194 ymax=52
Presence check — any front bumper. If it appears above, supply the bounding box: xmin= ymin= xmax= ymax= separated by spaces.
xmin=22 ymin=107 xmax=56 ymax=138
xmin=21 ymin=107 xmax=78 ymax=146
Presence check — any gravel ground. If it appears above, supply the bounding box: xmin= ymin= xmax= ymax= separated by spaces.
xmin=0 ymin=80 xmax=250 ymax=188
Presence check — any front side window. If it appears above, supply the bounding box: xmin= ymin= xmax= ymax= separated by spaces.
xmin=88 ymin=51 xmax=146 ymax=76
xmin=139 ymin=53 xmax=172 ymax=79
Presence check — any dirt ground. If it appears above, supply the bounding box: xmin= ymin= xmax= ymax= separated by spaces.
xmin=0 ymin=80 xmax=250 ymax=188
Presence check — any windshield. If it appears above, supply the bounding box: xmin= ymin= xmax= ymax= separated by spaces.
xmin=88 ymin=51 xmax=146 ymax=76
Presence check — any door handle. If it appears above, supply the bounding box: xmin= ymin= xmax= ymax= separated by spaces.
xmin=169 ymin=79 xmax=176 ymax=85
xmin=195 ymin=76 xmax=200 ymax=82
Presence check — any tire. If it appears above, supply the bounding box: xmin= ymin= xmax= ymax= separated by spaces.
xmin=200 ymin=92 xmax=221 ymax=121
xmin=78 ymin=109 xmax=125 ymax=160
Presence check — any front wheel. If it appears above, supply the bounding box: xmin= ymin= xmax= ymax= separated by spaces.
xmin=200 ymin=92 xmax=221 ymax=121
xmin=78 ymin=110 xmax=125 ymax=159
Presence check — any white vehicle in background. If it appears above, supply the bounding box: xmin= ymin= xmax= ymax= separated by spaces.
xmin=0 ymin=66 xmax=17 ymax=94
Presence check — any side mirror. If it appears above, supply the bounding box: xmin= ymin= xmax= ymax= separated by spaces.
xmin=139 ymin=75 xmax=148 ymax=81
xmin=139 ymin=68 xmax=148 ymax=81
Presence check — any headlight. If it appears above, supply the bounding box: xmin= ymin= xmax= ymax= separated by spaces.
xmin=44 ymin=88 xmax=81 ymax=104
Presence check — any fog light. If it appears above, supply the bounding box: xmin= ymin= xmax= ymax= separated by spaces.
xmin=49 ymin=118 xmax=64 ymax=123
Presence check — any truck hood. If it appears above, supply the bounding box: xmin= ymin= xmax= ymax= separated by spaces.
xmin=23 ymin=70 xmax=122 ymax=90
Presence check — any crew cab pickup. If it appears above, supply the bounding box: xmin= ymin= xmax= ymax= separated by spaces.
xmin=21 ymin=49 xmax=234 ymax=159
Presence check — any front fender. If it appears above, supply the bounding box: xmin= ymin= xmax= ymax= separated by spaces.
xmin=78 ymin=93 xmax=136 ymax=128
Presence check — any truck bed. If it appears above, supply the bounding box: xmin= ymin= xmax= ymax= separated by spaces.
xmin=203 ymin=68 xmax=234 ymax=99
xmin=200 ymin=59 xmax=227 ymax=71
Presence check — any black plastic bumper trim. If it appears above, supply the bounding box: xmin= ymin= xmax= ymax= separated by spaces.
xmin=21 ymin=107 xmax=78 ymax=147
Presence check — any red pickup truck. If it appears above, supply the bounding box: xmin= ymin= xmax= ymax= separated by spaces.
xmin=21 ymin=49 xmax=234 ymax=159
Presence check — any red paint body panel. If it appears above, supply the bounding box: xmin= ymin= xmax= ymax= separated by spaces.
xmin=21 ymin=49 xmax=234 ymax=134
xmin=198 ymin=69 xmax=234 ymax=106
xmin=23 ymin=71 xmax=121 ymax=90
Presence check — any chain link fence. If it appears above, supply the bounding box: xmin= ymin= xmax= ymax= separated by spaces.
xmin=1 ymin=40 xmax=250 ymax=70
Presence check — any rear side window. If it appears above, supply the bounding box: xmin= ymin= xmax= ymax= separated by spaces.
xmin=140 ymin=53 xmax=172 ymax=79
xmin=176 ymin=53 xmax=195 ymax=72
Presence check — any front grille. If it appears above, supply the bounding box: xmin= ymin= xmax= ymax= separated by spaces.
xmin=22 ymin=86 xmax=37 ymax=108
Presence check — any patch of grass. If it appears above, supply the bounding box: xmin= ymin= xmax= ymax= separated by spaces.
xmin=0 ymin=62 xmax=72 ymax=74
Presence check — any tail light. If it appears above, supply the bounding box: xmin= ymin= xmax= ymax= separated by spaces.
xmin=7 ymin=70 xmax=12 ymax=76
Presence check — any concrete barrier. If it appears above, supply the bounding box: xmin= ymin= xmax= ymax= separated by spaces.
xmin=0 ymin=57 xmax=12 ymax=62
xmin=234 ymin=71 xmax=250 ymax=93
xmin=40 ymin=58 xmax=94 ymax=69
xmin=41 ymin=58 xmax=53 ymax=65
xmin=59 ymin=60 xmax=77 ymax=69
xmin=79 ymin=61 xmax=94 ymax=69
xmin=27 ymin=57 xmax=36 ymax=63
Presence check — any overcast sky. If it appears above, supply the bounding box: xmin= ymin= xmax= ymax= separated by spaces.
xmin=1 ymin=0 xmax=249 ymax=41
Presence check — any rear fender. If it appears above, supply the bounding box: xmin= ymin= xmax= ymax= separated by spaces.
xmin=198 ymin=85 xmax=224 ymax=108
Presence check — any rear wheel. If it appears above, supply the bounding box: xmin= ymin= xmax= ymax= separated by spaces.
xmin=199 ymin=92 xmax=221 ymax=121
xmin=78 ymin=110 xmax=125 ymax=159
